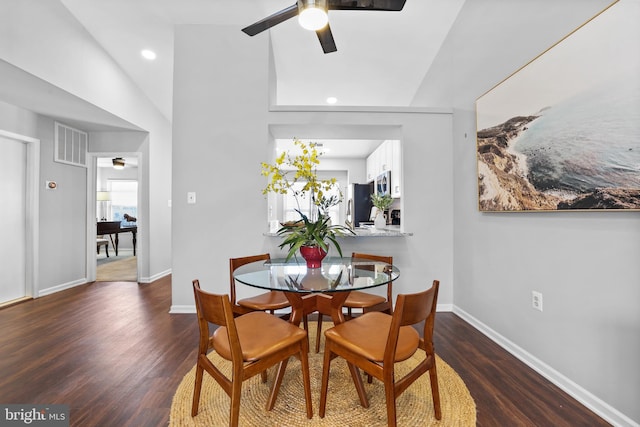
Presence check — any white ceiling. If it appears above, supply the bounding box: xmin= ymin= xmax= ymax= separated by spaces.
xmin=97 ymin=157 xmax=139 ymax=169
xmin=276 ymin=138 xmax=384 ymax=159
xmin=59 ymin=0 xmax=465 ymax=122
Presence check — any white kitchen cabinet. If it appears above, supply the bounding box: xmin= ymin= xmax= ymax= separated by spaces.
xmin=380 ymin=140 xmax=392 ymax=172
xmin=366 ymin=140 xmax=401 ymax=197
xmin=366 ymin=150 xmax=377 ymax=182
xmin=390 ymin=140 xmax=402 ymax=198
xmin=366 ymin=142 xmax=385 ymax=181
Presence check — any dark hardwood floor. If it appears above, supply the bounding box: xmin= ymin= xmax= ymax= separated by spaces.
xmin=0 ymin=277 xmax=610 ymax=426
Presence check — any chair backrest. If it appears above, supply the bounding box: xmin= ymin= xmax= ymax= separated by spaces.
xmin=229 ymin=253 xmax=271 ymax=304
xmin=192 ymin=280 xmax=242 ymax=364
xmin=384 ymin=280 xmax=440 ymax=364
xmin=351 ymin=252 xmax=393 ymax=302
xmin=351 ymin=252 xmax=392 ymax=264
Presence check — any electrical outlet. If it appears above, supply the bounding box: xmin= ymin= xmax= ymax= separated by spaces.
xmin=532 ymin=291 xmax=543 ymax=312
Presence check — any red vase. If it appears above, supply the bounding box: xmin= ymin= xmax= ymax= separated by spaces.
xmin=299 ymin=246 xmax=327 ymax=269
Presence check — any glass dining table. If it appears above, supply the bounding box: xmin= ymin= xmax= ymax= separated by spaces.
xmin=233 ymin=256 xmax=400 ymax=327
xmin=234 ymin=255 xmax=400 ymax=408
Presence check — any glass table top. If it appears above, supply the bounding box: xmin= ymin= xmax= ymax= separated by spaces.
xmin=233 ymin=256 xmax=400 ymax=293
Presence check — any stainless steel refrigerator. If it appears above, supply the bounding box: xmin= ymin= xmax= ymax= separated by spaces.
xmin=347 ymin=182 xmax=374 ymax=228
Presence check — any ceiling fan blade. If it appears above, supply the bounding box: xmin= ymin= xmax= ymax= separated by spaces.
xmin=328 ymin=0 xmax=406 ymax=11
xmin=316 ymin=24 xmax=337 ymax=54
xmin=241 ymin=4 xmax=299 ymax=36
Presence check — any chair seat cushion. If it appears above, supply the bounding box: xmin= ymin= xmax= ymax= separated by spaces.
xmin=238 ymin=291 xmax=290 ymax=311
xmin=325 ymin=312 xmax=419 ymax=362
xmin=343 ymin=290 xmax=386 ymax=308
xmin=212 ymin=311 xmax=306 ymax=361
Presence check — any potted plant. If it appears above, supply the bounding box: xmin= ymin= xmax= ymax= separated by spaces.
xmin=371 ymin=192 xmax=393 ymax=229
xmin=261 ymin=139 xmax=355 ymax=267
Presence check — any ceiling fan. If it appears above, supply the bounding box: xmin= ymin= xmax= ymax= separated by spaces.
xmin=241 ymin=0 xmax=407 ymax=54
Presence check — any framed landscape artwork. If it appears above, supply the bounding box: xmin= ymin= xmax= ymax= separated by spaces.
xmin=476 ymin=0 xmax=640 ymax=212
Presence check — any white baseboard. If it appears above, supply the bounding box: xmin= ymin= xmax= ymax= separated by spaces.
xmin=453 ymin=306 xmax=638 ymax=427
xmin=38 ymin=278 xmax=87 ymax=297
xmin=437 ymin=303 xmax=453 ymax=312
xmin=139 ymin=268 xmax=171 ymax=284
xmin=36 ymin=267 xmax=171 ymax=298
xmin=170 ymin=304 xmax=195 ymax=314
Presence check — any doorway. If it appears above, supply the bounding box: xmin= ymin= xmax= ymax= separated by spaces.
xmin=94 ymin=155 xmax=139 ymax=282
xmin=0 ymin=130 xmax=39 ymax=305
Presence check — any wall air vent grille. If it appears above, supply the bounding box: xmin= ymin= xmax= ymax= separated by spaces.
xmin=54 ymin=122 xmax=87 ymax=168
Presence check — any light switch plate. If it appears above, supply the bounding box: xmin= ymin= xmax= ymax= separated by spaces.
xmin=187 ymin=192 xmax=196 ymax=204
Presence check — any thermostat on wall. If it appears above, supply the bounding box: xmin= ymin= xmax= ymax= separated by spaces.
xmin=46 ymin=181 xmax=57 ymax=190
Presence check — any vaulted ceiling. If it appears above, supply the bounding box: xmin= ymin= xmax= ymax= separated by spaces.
xmin=59 ymin=0 xmax=465 ymax=120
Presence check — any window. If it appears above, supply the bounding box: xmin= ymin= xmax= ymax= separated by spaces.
xmin=109 ymin=180 xmax=138 ymax=226
xmin=282 ymin=181 xmax=341 ymax=225
xmin=283 ymin=182 xmax=312 ymax=222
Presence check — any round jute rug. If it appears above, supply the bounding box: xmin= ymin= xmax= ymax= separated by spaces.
xmin=170 ymin=324 xmax=476 ymax=426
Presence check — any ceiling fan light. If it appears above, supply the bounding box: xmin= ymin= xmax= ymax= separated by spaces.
xmin=298 ymin=0 xmax=328 ymax=31
xmin=112 ymin=157 xmax=125 ymax=170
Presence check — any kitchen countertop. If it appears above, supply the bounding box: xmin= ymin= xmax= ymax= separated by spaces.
xmin=264 ymin=225 xmax=412 ymax=237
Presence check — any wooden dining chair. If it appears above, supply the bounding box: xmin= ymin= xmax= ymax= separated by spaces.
xmin=314 ymin=252 xmax=393 ymax=352
xmin=230 ymin=254 xmax=291 ymax=316
xmin=191 ymin=280 xmax=313 ymax=426
xmin=319 ymin=280 xmax=441 ymax=427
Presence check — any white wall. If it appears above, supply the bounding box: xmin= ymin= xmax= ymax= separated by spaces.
xmin=0 ymin=0 xmax=172 ymax=285
xmin=0 ymin=100 xmax=38 ymax=135
xmin=0 ymin=101 xmax=88 ymax=294
xmin=415 ymin=0 xmax=639 ymax=425
xmin=170 ymin=24 xmax=272 ymax=308
xmin=37 ymin=116 xmax=88 ymax=290
xmin=170 ymin=24 xmax=455 ymax=311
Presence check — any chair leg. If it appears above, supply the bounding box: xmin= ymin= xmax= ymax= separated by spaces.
xmin=260 ymin=369 xmax=268 ymax=383
xmin=266 ymin=358 xmax=290 ymax=411
xmin=318 ymin=344 xmax=333 ymax=418
xmin=191 ymin=364 xmax=204 ymax=417
xmin=384 ymin=378 xmax=398 ymax=427
xmin=315 ymin=313 xmax=324 ymax=353
xmin=229 ymin=374 xmax=243 ymax=427
xmin=302 ymin=315 xmax=311 ymax=350
xmin=347 ymin=362 xmax=369 ymax=408
xmin=299 ymin=341 xmax=313 ymax=419
xmin=429 ymin=363 xmax=442 ymax=420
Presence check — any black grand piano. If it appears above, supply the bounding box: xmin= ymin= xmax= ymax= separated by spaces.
xmin=97 ymin=221 xmax=137 ymax=257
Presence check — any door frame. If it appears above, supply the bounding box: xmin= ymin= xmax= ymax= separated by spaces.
xmin=0 ymin=129 xmax=39 ymax=299
xmin=86 ymin=152 xmax=141 ymax=282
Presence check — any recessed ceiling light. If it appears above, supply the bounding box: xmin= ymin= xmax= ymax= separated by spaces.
xmin=141 ymin=49 xmax=157 ymax=60
xmin=326 ymin=97 xmax=337 ymax=104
